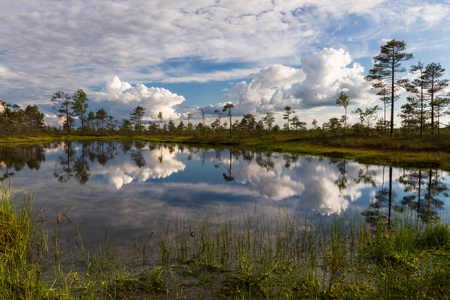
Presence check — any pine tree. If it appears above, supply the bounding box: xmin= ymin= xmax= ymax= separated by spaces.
xmin=222 ymin=102 xmax=234 ymax=137
xmin=130 ymin=105 xmax=146 ymax=133
xmin=425 ymin=63 xmax=448 ymax=135
xmin=72 ymin=89 xmax=89 ymax=134
xmin=51 ymin=90 xmax=74 ymax=134
xmin=365 ymin=40 xmax=413 ymax=136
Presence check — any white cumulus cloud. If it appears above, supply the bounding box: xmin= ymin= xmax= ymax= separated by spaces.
xmin=291 ymin=48 xmax=372 ymax=108
xmin=222 ymin=48 xmax=372 ymax=117
xmin=225 ymin=64 xmax=305 ymax=114
xmin=99 ymin=76 xmax=185 ymax=120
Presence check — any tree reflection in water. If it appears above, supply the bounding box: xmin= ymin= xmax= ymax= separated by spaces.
xmin=223 ymin=148 xmax=235 ymax=182
xmin=131 ymin=141 xmax=146 ymax=168
xmin=0 ymin=144 xmax=47 ymax=182
xmin=73 ymin=142 xmax=90 ymax=185
xmin=400 ymin=169 xmax=448 ymax=222
xmin=330 ymin=159 xmax=348 ymax=192
xmin=1 ymin=142 xmax=449 ymax=220
xmin=255 ymin=152 xmax=274 ymax=172
xmin=362 ymin=166 xmax=400 ymax=229
xmin=54 ymin=141 xmax=75 ymax=183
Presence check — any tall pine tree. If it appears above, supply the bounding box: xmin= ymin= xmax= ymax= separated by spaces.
xmin=365 ymin=40 xmax=413 ymax=136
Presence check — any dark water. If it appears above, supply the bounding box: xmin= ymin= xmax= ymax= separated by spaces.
xmin=1 ymin=141 xmax=449 ymax=248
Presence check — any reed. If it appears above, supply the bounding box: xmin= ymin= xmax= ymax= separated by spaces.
xmin=0 ymin=185 xmax=54 ymax=299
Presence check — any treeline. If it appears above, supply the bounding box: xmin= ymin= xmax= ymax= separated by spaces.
xmin=0 ymin=100 xmax=46 ymax=135
xmin=0 ymin=39 xmax=449 ymax=139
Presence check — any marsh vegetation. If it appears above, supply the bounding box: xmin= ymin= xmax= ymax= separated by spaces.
xmin=1 ymin=185 xmax=450 ymax=299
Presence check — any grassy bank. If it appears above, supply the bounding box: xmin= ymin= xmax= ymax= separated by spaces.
xmin=1 ymin=186 xmax=450 ymax=299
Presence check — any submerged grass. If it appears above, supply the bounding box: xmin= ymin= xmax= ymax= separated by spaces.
xmin=1 ymin=185 xmax=450 ymax=299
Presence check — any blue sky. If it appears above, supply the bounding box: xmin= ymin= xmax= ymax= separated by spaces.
xmin=1 ymin=0 xmax=449 ymax=127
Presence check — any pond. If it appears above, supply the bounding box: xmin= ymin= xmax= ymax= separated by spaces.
xmin=1 ymin=140 xmax=449 ymax=249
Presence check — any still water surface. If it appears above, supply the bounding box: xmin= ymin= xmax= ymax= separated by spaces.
xmin=1 ymin=141 xmax=449 ymax=248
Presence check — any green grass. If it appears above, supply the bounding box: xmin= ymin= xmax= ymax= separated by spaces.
xmin=0 ymin=185 xmax=55 ymax=299
xmin=1 ymin=186 xmax=450 ymax=299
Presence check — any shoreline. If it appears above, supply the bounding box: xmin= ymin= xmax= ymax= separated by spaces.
xmin=1 ymin=134 xmax=450 ymax=170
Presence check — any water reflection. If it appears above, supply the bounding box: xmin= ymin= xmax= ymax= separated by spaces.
xmin=1 ymin=142 xmax=449 ymax=245
xmin=399 ymin=169 xmax=448 ymax=222
xmin=362 ymin=166 xmax=399 ymax=229
xmin=0 ymin=144 xmax=48 ymax=181
xmin=223 ymin=149 xmax=235 ymax=182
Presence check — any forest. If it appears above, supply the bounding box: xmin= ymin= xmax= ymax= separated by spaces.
xmin=0 ymin=40 xmax=449 ymax=140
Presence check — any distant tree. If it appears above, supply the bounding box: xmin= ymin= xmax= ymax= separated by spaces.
xmin=200 ymin=109 xmax=206 ymax=127
xmin=336 ymin=92 xmax=350 ymax=129
xmin=368 ymin=77 xmax=392 ymax=134
xmin=0 ymin=99 xmax=13 ymax=134
xmin=211 ymin=118 xmax=221 ymax=131
xmin=0 ymin=99 xmax=20 ymax=134
xmin=322 ymin=117 xmax=343 ymax=135
xmin=87 ymin=110 xmax=96 ymax=131
xmin=96 ymin=108 xmax=108 ymax=133
xmin=167 ymin=119 xmax=176 ymax=134
xmin=399 ymin=101 xmax=419 ymax=135
xmin=406 ymin=62 xmax=428 ymax=137
xmin=72 ymin=89 xmax=89 ymax=134
xmin=434 ymin=95 xmax=450 ymax=135
xmin=365 ymin=40 xmax=413 ymax=136
xmin=425 ymin=62 xmax=448 ymax=135
xmin=157 ymin=111 xmax=163 ymax=130
xmin=177 ymin=120 xmax=185 ymax=132
xmin=0 ymin=99 xmax=12 ymax=121
xmin=51 ymin=90 xmax=74 ymax=134
xmin=187 ymin=112 xmax=192 ymax=124
xmin=222 ymin=102 xmax=235 ymax=137
xmin=147 ymin=122 xmax=158 ymax=134
xmin=291 ymin=115 xmax=306 ymax=131
xmin=11 ymin=104 xmax=24 ymax=134
xmin=214 ymin=109 xmax=222 ymax=127
xmin=283 ymin=106 xmax=295 ymax=131
xmin=24 ymin=105 xmax=45 ymax=132
xmin=352 ymin=105 xmax=382 ymax=131
xmin=106 ymin=115 xmax=117 ymax=133
xmin=119 ymin=119 xmax=133 ymax=134
xmin=239 ymin=114 xmax=256 ymax=133
xmin=255 ymin=120 xmax=264 ymax=138
xmin=262 ymin=112 xmax=275 ymax=131
xmin=130 ymin=105 xmax=146 ymax=133
xmin=312 ymin=119 xmax=318 ymax=129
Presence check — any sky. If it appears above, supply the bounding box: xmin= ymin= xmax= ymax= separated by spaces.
xmin=1 ymin=0 xmax=450 ymax=127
